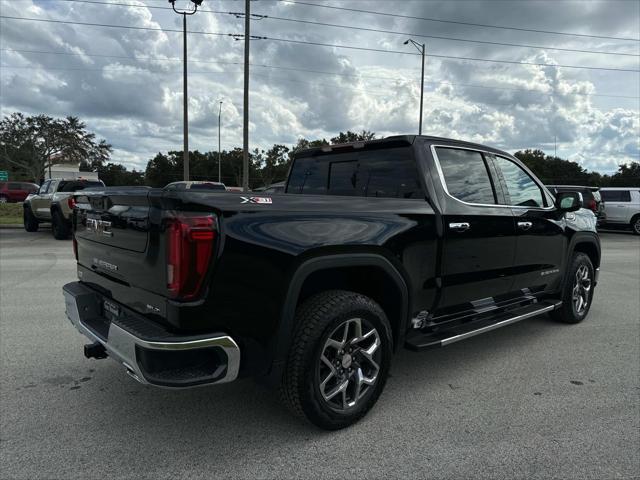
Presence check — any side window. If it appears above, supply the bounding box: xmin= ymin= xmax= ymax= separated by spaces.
xmin=435 ymin=147 xmax=496 ymax=204
xmin=8 ymin=182 xmax=22 ymax=189
xmin=601 ymin=190 xmax=631 ymax=202
xmin=39 ymin=181 xmax=51 ymax=194
xmin=490 ymin=156 xmax=546 ymax=208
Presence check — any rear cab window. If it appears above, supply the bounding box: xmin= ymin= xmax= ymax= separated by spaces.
xmin=189 ymin=183 xmax=226 ymax=191
xmin=58 ymin=181 xmax=104 ymax=192
xmin=286 ymin=146 xmax=424 ymax=199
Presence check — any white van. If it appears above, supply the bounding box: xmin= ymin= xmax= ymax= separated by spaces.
xmin=600 ymin=187 xmax=640 ymax=235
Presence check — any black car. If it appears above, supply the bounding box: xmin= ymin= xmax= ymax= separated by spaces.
xmin=547 ymin=185 xmax=604 ymax=222
xmin=63 ymin=135 xmax=600 ymax=429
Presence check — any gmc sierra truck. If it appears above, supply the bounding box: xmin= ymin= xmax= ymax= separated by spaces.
xmin=63 ymin=135 xmax=600 ymax=430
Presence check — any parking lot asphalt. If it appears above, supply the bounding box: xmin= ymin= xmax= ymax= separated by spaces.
xmin=0 ymin=229 xmax=638 ymax=480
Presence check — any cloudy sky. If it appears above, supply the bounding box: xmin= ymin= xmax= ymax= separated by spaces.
xmin=1 ymin=0 xmax=638 ymax=174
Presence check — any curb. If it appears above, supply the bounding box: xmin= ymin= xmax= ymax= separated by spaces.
xmin=0 ymin=224 xmax=23 ymax=229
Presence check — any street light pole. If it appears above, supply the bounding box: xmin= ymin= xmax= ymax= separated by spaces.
xmin=242 ymin=0 xmax=250 ymax=192
xmin=218 ymin=101 xmax=222 ymax=183
xmin=404 ymin=39 xmax=426 ymax=135
xmin=183 ymin=13 xmax=188 ymax=181
xmin=169 ymin=0 xmax=203 ymax=181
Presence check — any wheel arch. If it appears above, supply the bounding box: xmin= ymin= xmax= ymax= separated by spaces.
xmin=564 ymin=232 xmax=601 ymax=289
xmin=267 ymin=253 xmax=410 ymax=383
xmin=630 ymin=213 xmax=640 ymax=234
xmin=570 ymin=233 xmax=601 ymax=269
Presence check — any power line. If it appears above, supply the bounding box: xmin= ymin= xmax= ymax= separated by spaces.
xmin=259 ymin=14 xmax=640 ymax=57
xmin=1 ymin=15 xmax=638 ymax=73
xmin=3 ymin=48 xmax=638 ymax=100
xmin=59 ymin=0 xmax=639 ymax=57
xmin=0 ymin=14 xmax=234 ymax=37
xmin=262 ymin=35 xmax=640 ymax=73
xmin=276 ymin=0 xmax=640 ymax=43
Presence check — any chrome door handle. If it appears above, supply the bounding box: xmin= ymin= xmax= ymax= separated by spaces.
xmin=517 ymin=221 xmax=533 ymax=231
xmin=449 ymin=222 xmax=470 ymax=232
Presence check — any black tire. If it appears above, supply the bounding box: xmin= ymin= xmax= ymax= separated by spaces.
xmin=550 ymin=252 xmax=595 ymax=324
xmin=51 ymin=209 xmax=71 ymax=240
xmin=23 ymin=206 xmax=39 ymax=232
xmin=280 ymin=290 xmax=393 ymax=430
xmin=631 ymin=215 xmax=640 ymax=236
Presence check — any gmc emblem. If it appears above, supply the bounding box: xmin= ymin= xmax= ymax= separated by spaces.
xmin=86 ymin=218 xmax=113 ymax=237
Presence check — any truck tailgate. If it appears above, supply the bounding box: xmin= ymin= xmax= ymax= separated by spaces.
xmin=75 ymin=189 xmax=150 ymax=252
xmin=74 ymin=188 xmax=163 ymax=296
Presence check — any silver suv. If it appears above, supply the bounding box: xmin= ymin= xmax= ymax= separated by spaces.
xmin=600 ymin=187 xmax=640 ymax=235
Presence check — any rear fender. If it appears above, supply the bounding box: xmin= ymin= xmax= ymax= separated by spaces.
xmin=264 ymin=253 xmax=410 ymax=385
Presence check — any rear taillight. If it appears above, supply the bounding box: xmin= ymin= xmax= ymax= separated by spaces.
xmin=587 ymin=199 xmax=597 ymax=212
xmin=67 ymin=197 xmax=76 ymax=209
xmin=72 ymin=235 xmax=78 ymax=261
xmin=166 ymin=215 xmax=216 ymax=300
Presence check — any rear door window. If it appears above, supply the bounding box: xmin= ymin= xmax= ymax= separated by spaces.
xmin=601 ymin=190 xmax=631 ymax=202
xmin=435 ymin=147 xmax=496 ymax=204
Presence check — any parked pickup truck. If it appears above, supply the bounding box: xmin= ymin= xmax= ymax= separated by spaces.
xmin=63 ymin=135 xmax=600 ymax=429
xmin=24 ymin=178 xmax=104 ymax=239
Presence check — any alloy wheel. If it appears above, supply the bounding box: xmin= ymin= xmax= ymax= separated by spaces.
xmin=572 ymin=264 xmax=591 ymax=315
xmin=317 ymin=318 xmax=381 ymax=411
xmin=634 ymin=218 xmax=640 ymax=235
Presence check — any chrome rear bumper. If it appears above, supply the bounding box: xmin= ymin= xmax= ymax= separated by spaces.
xmin=63 ymin=282 xmax=240 ymax=388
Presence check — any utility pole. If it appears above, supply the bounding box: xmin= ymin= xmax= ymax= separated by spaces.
xmin=183 ymin=13 xmax=189 ymax=181
xmin=554 ymin=135 xmax=557 ymax=158
xmin=169 ymin=0 xmax=202 ymax=181
xmin=218 ymin=101 xmax=222 ymax=183
xmin=242 ymin=0 xmax=250 ymax=192
xmin=404 ymin=39 xmax=426 ymax=135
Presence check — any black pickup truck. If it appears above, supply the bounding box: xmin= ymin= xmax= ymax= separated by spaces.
xmin=63 ymin=135 xmax=600 ymax=429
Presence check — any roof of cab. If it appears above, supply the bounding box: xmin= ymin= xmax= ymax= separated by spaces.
xmin=295 ymin=134 xmax=514 ymax=159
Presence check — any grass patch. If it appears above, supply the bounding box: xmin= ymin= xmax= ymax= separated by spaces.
xmin=0 ymin=203 xmax=23 ymax=225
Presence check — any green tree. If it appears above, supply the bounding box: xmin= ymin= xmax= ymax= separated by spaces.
xmin=256 ymin=144 xmax=290 ymax=187
xmin=0 ymin=112 xmax=111 ymax=181
xmin=514 ymin=149 xmax=590 ymax=184
xmin=609 ymin=162 xmax=640 ymax=187
xmin=145 ymin=152 xmax=177 ymax=187
xmin=97 ymin=163 xmax=145 ymax=186
xmin=330 ymin=130 xmax=377 ymax=144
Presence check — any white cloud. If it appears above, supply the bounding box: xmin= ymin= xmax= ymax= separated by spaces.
xmin=0 ymin=0 xmax=638 ymax=174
